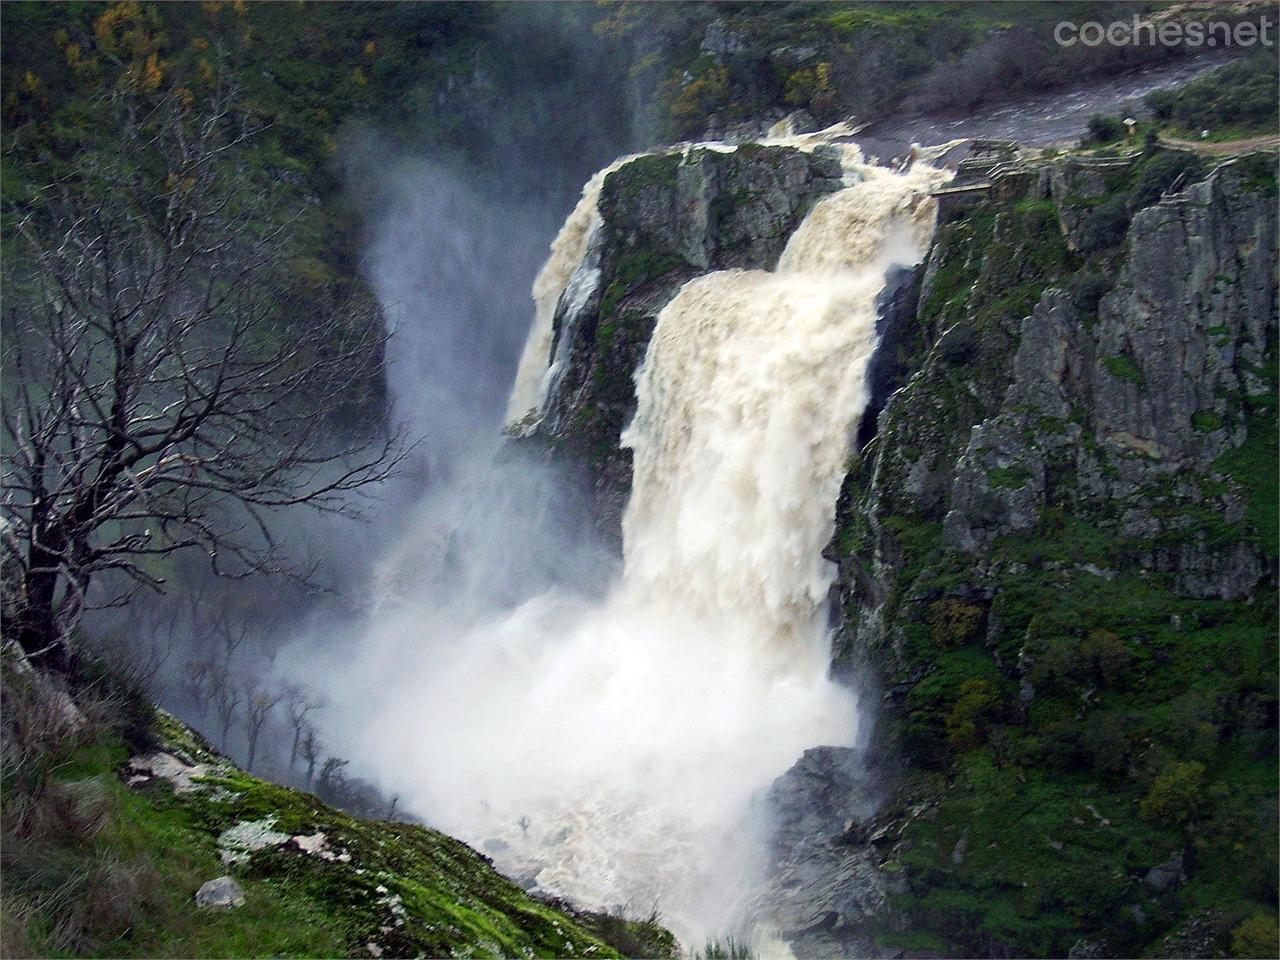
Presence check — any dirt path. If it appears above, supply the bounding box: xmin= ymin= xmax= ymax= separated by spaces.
xmin=1158 ymin=133 xmax=1280 ymax=153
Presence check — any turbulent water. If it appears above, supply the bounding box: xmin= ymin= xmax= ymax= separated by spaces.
xmin=330 ymin=143 xmax=949 ymax=947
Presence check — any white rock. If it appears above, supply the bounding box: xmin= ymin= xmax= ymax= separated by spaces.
xmin=128 ymin=752 xmax=211 ymax=793
xmin=195 ymin=875 xmax=245 ymax=909
xmin=218 ymin=817 xmax=290 ymax=864
xmin=293 ymin=831 xmax=329 ymax=856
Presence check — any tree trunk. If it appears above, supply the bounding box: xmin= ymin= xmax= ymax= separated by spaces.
xmin=17 ymin=548 xmax=71 ymax=673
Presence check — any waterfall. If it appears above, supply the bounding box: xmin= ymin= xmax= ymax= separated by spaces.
xmin=333 ymin=146 xmax=949 ymax=949
xmin=505 ymin=156 xmax=636 ymax=425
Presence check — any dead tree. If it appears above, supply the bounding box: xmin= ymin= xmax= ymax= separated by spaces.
xmin=284 ymin=686 xmax=320 ymax=772
xmin=1 ymin=80 xmax=400 ymax=671
xmin=243 ymin=680 xmax=282 ymax=771
xmin=210 ymin=611 xmax=252 ymax=669
xmin=299 ymin=721 xmax=322 ymax=788
xmin=181 ymin=655 xmax=216 ymax=715
xmin=209 ymin=660 xmax=242 ymax=749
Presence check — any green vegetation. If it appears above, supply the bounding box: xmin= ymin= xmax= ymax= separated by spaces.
xmin=597 ymin=1 xmax=1178 ymax=138
xmin=0 ymin=660 xmax=674 ymax=959
xmin=1103 ymin=353 xmax=1146 ymax=388
xmin=1146 ymin=50 xmax=1280 ymax=139
xmin=1072 ymin=147 xmax=1205 ymax=254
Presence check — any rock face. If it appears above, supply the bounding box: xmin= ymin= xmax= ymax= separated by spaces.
xmin=814 ymin=152 xmax=1278 ymax=957
xmin=524 ymin=143 xmax=845 ymax=545
xmin=767 ymin=748 xmax=889 ymax=959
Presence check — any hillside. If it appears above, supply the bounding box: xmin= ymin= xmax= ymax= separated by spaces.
xmin=0 ymin=657 xmax=675 ymax=959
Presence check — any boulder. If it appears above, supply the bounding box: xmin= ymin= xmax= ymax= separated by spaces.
xmin=195 ymin=875 xmax=245 ymax=909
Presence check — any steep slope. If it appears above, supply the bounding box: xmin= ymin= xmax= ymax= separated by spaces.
xmin=0 ymin=660 xmax=675 ymax=959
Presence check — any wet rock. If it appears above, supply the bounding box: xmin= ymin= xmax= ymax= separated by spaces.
xmin=128 ymin=752 xmax=213 ymax=794
xmin=195 ymin=875 xmax=245 ymax=909
xmin=766 ymin=748 xmax=888 ymax=958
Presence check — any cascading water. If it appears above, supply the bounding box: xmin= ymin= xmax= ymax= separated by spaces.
xmin=331 ymin=143 xmax=949 ymax=949
xmin=505 ymin=156 xmax=636 ymax=425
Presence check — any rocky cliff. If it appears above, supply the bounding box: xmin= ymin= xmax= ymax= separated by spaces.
xmin=531 ymin=141 xmax=1278 ymax=958
xmin=796 ymin=150 xmax=1278 ymax=958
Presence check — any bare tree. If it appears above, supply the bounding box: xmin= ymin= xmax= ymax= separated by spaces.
xmin=299 ymin=721 xmax=322 ymax=788
xmin=210 ymin=611 xmax=253 ymax=669
xmin=242 ymin=680 xmax=282 ymax=771
xmin=284 ymin=685 xmax=320 ymax=772
xmin=181 ymin=655 xmax=216 ymax=715
xmin=209 ymin=659 xmax=242 ymax=749
xmin=1 ymin=79 xmax=400 ymax=671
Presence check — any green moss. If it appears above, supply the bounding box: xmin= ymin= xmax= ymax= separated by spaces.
xmin=987 ymin=465 xmax=1031 ymax=489
xmin=599 ymin=248 xmax=684 ymax=319
xmin=603 ymin=153 xmax=680 ymax=204
xmin=1103 ymin=353 xmax=1145 ymax=388
xmin=1190 ymin=409 xmax=1223 ymax=433
xmin=1214 ymin=404 xmax=1279 ymax=558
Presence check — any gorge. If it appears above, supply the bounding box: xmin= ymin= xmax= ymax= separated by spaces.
xmin=2 ymin=5 xmax=1276 ymax=959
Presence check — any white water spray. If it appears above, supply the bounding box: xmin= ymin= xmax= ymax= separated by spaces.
xmin=322 ymin=145 xmax=949 ymax=948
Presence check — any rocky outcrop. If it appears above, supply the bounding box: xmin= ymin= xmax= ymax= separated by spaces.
xmin=527 ymin=143 xmax=846 ymax=544
xmin=941 ymin=158 xmax=1276 ymax=594
xmin=767 ymin=748 xmax=889 ymax=959
xmin=806 ymin=151 xmax=1278 ymax=958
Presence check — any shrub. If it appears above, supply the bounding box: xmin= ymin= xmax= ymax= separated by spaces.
xmin=1084 ymin=114 xmax=1124 ymax=145
xmin=1070 ymin=269 xmax=1110 ymax=318
xmin=1078 ymin=195 xmax=1131 ymax=253
xmin=1131 ymin=151 xmax=1204 ymax=209
xmin=1140 ymin=760 xmax=1207 ymax=827
xmin=1232 ymin=913 xmax=1279 ymax=959
xmin=1080 ymin=627 xmax=1134 ymax=689
xmin=1146 ymin=50 xmax=1279 ymax=136
xmin=945 ymin=678 xmax=1000 ymax=750
xmin=928 ymin=599 xmax=985 ymax=647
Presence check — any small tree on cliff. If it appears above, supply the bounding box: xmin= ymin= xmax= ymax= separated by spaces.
xmin=1 ymin=80 xmax=399 ymax=670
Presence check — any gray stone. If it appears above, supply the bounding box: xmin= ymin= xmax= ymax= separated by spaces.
xmin=195 ymin=875 xmax=245 ymax=909
xmin=1145 ymin=852 xmax=1186 ymax=892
